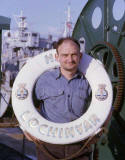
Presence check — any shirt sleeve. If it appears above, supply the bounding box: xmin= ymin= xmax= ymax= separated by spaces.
xmin=35 ymin=74 xmax=45 ymax=100
xmin=88 ymin=82 xmax=92 ymax=96
xmin=86 ymin=81 xmax=92 ymax=109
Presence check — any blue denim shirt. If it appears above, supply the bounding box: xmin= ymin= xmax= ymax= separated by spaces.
xmin=35 ymin=67 xmax=91 ymax=123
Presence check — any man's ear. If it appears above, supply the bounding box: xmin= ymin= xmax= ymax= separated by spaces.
xmin=80 ymin=52 xmax=82 ymax=60
xmin=55 ymin=53 xmax=59 ymax=62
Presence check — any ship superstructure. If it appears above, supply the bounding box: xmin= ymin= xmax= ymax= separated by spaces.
xmin=2 ymin=11 xmax=54 ymax=78
xmin=2 ymin=11 xmax=49 ymax=65
xmin=1 ymin=11 xmax=53 ymax=117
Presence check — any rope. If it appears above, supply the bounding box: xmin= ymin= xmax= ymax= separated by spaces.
xmin=0 ymin=92 xmax=11 ymax=107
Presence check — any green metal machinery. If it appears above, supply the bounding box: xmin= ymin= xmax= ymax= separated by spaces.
xmin=72 ymin=0 xmax=125 ymax=159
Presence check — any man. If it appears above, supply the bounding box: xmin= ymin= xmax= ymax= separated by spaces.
xmin=25 ymin=37 xmax=92 ymax=160
xmin=35 ymin=37 xmax=91 ymax=123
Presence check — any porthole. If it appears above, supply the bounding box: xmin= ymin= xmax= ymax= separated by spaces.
xmin=113 ymin=0 xmax=125 ymax=21
xmin=92 ymin=7 xmax=102 ymax=29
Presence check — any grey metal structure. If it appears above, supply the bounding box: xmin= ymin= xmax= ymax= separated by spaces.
xmin=0 ymin=16 xmax=10 ymax=87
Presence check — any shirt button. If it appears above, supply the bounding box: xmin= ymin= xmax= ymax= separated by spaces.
xmin=68 ymin=95 xmax=70 ymax=98
xmin=58 ymin=90 xmax=63 ymax=94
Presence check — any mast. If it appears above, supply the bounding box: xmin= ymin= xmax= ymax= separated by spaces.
xmin=14 ymin=11 xmax=27 ymax=32
xmin=63 ymin=3 xmax=72 ymax=37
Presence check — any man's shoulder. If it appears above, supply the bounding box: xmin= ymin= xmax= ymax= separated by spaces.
xmin=37 ymin=68 xmax=58 ymax=81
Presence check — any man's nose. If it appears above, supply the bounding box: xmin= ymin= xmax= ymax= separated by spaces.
xmin=67 ymin=55 xmax=73 ymax=62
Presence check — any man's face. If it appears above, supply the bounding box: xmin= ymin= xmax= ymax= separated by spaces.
xmin=56 ymin=40 xmax=82 ymax=72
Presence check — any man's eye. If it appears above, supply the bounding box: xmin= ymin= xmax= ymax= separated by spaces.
xmin=72 ymin=54 xmax=77 ymax=56
xmin=62 ymin=55 xmax=68 ymax=57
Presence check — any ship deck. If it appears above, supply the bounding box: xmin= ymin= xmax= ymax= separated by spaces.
xmin=0 ymin=127 xmax=37 ymax=160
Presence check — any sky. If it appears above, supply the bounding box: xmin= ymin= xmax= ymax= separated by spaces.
xmin=0 ymin=0 xmax=88 ymax=40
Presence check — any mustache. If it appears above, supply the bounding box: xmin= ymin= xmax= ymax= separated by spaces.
xmin=67 ymin=61 xmax=76 ymax=64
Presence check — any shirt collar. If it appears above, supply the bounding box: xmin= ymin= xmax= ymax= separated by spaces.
xmin=73 ymin=70 xmax=84 ymax=79
xmin=55 ymin=67 xmax=61 ymax=79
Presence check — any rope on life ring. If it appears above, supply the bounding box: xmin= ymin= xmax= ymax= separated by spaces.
xmin=12 ymin=49 xmax=113 ymax=145
xmin=29 ymin=127 xmax=105 ymax=160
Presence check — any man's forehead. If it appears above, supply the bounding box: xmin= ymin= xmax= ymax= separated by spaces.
xmin=58 ymin=40 xmax=79 ymax=50
xmin=61 ymin=40 xmax=77 ymax=46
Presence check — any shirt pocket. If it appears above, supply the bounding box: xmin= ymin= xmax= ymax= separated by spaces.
xmin=72 ymin=90 xmax=89 ymax=116
xmin=75 ymin=89 xmax=88 ymax=100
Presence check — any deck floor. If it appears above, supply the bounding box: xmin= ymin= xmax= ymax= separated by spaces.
xmin=0 ymin=127 xmax=37 ymax=160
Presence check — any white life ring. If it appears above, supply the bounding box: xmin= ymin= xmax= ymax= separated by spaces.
xmin=0 ymin=71 xmax=11 ymax=117
xmin=0 ymin=86 xmax=11 ymax=117
xmin=12 ymin=49 xmax=113 ymax=144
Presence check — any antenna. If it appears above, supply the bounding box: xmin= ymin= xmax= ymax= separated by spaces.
xmin=14 ymin=11 xmax=28 ymax=31
xmin=62 ymin=2 xmax=73 ymax=37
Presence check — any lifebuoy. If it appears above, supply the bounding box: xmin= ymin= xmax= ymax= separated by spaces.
xmin=1 ymin=71 xmax=11 ymax=117
xmin=12 ymin=49 xmax=113 ymax=144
